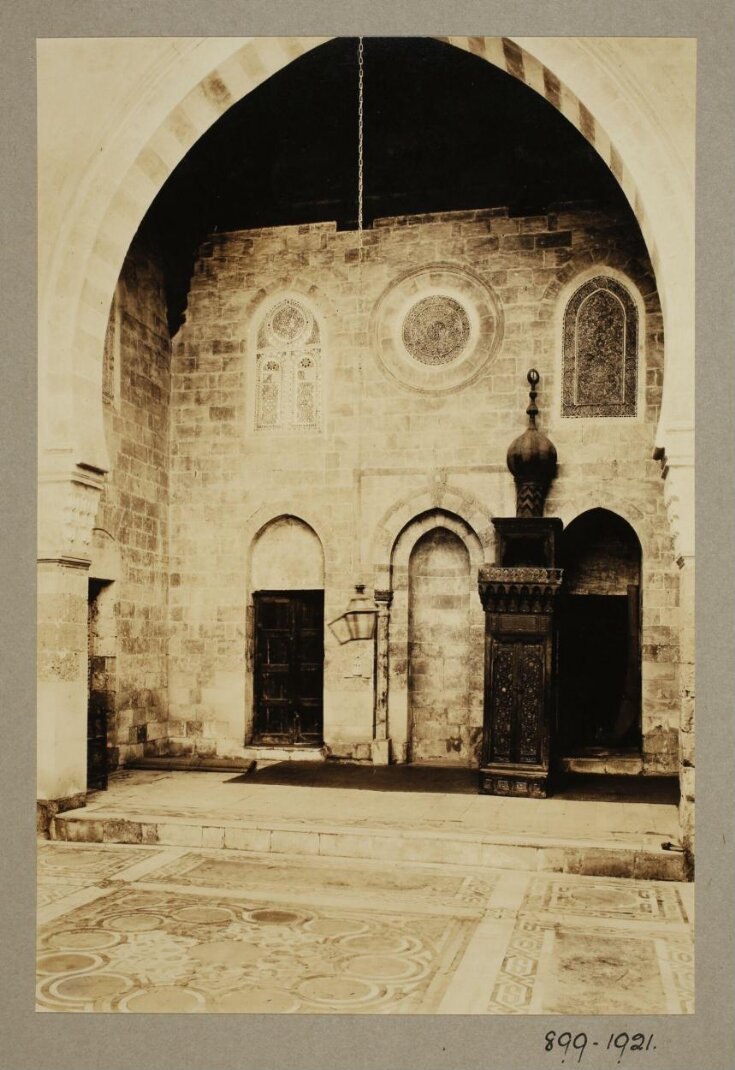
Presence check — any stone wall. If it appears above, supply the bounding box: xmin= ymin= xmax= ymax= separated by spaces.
xmin=94 ymin=237 xmax=171 ymax=768
xmin=164 ymin=204 xmax=680 ymax=771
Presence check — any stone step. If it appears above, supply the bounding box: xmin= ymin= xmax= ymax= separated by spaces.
xmin=127 ymin=757 xmax=257 ymax=773
xmin=50 ymin=807 xmax=688 ymax=881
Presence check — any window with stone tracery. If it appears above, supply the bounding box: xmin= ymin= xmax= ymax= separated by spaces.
xmin=255 ymin=298 xmax=322 ymax=432
xmin=562 ymin=275 xmax=638 ymax=418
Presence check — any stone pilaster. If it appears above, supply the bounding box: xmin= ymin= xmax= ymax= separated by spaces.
xmin=37 ymin=451 xmax=105 ymax=811
xmin=371 ymin=589 xmax=392 ymax=765
xmin=655 ymin=437 xmax=695 ymax=872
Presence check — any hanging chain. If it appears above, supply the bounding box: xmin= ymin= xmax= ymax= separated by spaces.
xmin=355 ymin=35 xmax=365 ymax=582
xmin=357 ymin=35 xmax=365 ymax=263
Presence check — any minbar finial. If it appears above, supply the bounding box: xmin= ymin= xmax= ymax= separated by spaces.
xmin=506 ymin=368 xmax=558 ymax=518
xmin=526 ymin=368 xmax=540 ymax=428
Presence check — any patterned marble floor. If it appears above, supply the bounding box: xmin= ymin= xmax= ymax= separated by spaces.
xmin=37 ymin=841 xmax=694 ymax=1015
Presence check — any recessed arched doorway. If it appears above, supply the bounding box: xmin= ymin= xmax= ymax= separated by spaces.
xmin=558 ymin=509 xmax=642 ymax=756
xmin=249 ymin=516 xmax=325 ymax=746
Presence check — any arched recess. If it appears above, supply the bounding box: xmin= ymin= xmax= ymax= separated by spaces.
xmin=386 ymin=510 xmax=485 ymax=765
xmin=86 ymin=529 xmax=121 ymax=789
xmin=558 ymin=509 xmax=643 ymax=754
xmin=372 ymin=483 xmax=495 ymax=593
xmin=246 ymin=515 xmax=325 ymax=746
xmin=39 ymin=34 xmax=691 ymax=484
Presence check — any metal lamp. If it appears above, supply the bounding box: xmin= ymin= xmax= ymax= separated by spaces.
xmin=328 ymin=584 xmax=378 ymax=643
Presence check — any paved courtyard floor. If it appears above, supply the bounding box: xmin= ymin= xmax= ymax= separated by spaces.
xmin=37 ymin=839 xmax=694 ymax=1014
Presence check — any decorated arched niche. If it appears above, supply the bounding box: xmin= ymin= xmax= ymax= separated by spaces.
xmin=559 ymin=509 xmax=642 ymax=753
xmin=249 ymin=516 xmax=325 ymax=746
xmin=562 ymin=276 xmax=639 ymax=418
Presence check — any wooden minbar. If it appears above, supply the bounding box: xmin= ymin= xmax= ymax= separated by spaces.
xmin=478 ymin=370 xmax=562 ymax=798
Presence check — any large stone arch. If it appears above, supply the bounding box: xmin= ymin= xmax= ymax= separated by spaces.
xmin=37 ymin=35 xmax=696 ymax=821
xmin=39 ymin=34 xmax=694 ymax=498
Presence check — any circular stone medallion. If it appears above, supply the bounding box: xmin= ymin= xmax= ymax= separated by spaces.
xmin=402 ymin=295 xmax=470 ymax=365
xmin=371 ymin=265 xmax=502 ymax=395
xmin=247 ymin=908 xmax=302 ymax=926
xmin=172 ymin=905 xmax=235 ymax=926
xmin=50 ymin=972 xmax=132 ymax=1002
xmin=37 ymin=951 xmax=102 ymax=975
xmin=305 ymin=917 xmax=368 ymax=938
xmin=102 ymin=912 xmax=164 ymax=933
xmin=298 ymin=974 xmax=380 ymax=1007
xmin=46 ymin=929 xmax=121 ymax=952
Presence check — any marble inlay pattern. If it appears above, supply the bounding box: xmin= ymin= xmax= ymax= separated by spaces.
xmin=37 ymin=885 xmax=476 ymax=1014
xmin=487 ymin=917 xmax=693 ymax=1015
xmin=134 ymin=851 xmax=498 ymax=908
xmin=38 ymin=843 xmax=161 ymax=880
xmin=38 ymin=882 xmax=87 ymax=909
xmin=36 ymin=841 xmax=693 ymax=1016
xmin=522 ymin=876 xmax=689 ymax=923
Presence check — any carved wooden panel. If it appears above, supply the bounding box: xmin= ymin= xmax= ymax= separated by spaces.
xmin=517 ymin=643 xmax=544 ymax=763
xmin=490 ymin=643 xmax=515 ymax=761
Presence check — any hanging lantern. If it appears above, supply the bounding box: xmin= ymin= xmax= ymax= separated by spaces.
xmin=328 ymin=584 xmax=378 ymax=643
xmin=327 ymin=43 xmax=377 ymax=647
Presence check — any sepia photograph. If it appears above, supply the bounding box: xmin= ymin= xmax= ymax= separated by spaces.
xmin=35 ymin=33 xmax=697 ymax=1021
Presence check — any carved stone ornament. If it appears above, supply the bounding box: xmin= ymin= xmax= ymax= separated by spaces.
xmin=401 ymin=295 xmax=471 ymax=365
xmin=371 ymin=264 xmax=503 ymax=395
xmin=562 ymin=275 xmax=638 ymax=418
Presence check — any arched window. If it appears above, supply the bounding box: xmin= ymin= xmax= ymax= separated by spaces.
xmin=255 ymin=298 xmax=322 ymax=431
xmin=562 ymin=275 xmax=638 ymax=418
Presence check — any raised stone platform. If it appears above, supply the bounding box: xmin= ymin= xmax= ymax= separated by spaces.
xmin=50 ymin=768 xmax=688 ymax=881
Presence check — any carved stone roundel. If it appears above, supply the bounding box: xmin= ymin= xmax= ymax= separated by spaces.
xmin=402 ymin=295 xmax=471 ymax=365
xmin=268 ymin=299 xmax=309 ymax=343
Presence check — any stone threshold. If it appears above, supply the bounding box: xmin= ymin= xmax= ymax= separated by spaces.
xmin=561 ymin=755 xmax=647 ymax=775
xmin=239 ymin=746 xmax=327 ymax=763
xmin=51 ymin=808 xmax=687 ymax=881
xmin=126 ymin=757 xmax=257 ymax=773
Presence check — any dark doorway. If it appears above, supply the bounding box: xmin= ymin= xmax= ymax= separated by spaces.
xmin=87 ymin=579 xmax=113 ymax=790
xmin=559 ymin=510 xmax=642 ymax=755
xmin=253 ymin=591 xmax=324 ymax=745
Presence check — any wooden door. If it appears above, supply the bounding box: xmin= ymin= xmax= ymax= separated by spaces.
xmin=253 ymin=591 xmax=324 ymax=745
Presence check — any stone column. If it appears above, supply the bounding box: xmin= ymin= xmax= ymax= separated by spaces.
xmin=37 ymin=454 xmax=104 ymax=829
xmin=658 ymin=440 xmax=695 ymax=873
xmin=371 ymin=589 xmax=392 ymax=765
xmin=677 ymin=558 xmax=695 ymax=872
